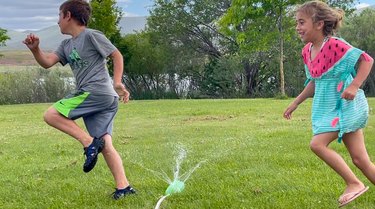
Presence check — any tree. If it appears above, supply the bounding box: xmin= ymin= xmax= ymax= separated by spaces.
xmin=221 ymin=0 xmax=303 ymax=97
xmin=120 ymin=32 xmax=176 ymax=99
xmin=148 ymin=0 xmax=244 ymax=98
xmin=220 ymin=0 xmax=358 ymax=97
xmin=89 ymin=0 xmax=122 ymax=42
xmin=0 ymin=28 xmax=9 ymax=46
xmin=88 ymin=0 xmax=123 ymax=75
xmin=0 ymin=28 xmax=10 ymax=57
xmin=130 ymin=0 xmax=360 ymax=98
xmin=341 ymin=8 xmax=375 ymax=95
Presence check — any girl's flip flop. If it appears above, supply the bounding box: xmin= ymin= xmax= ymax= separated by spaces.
xmin=338 ymin=186 xmax=369 ymax=208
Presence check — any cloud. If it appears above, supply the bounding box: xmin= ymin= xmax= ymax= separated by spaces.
xmin=0 ymin=0 xmax=143 ymax=31
xmin=123 ymin=12 xmax=140 ymax=17
xmin=0 ymin=0 xmax=62 ymax=31
xmin=356 ymin=3 xmax=370 ymax=9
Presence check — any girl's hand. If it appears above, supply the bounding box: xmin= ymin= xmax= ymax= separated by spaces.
xmin=23 ymin=33 xmax=40 ymax=50
xmin=283 ymin=102 xmax=298 ymax=120
xmin=341 ymin=84 xmax=358 ymax=100
xmin=114 ymin=83 xmax=130 ymax=103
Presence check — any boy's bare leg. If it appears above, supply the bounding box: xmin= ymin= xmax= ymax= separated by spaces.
xmin=44 ymin=106 xmax=93 ymax=147
xmin=101 ymin=134 xmax=129 ymax=189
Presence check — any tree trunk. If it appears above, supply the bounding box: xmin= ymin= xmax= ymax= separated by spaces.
xmin=280 ymin=36 xmax=285 ymax=96
xmin=279 ymin=7 xmax=286 ymax=96
xmin=243 ymin=59 xmax=259 ymax=96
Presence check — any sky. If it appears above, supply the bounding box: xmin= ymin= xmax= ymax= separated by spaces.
xmin=0 ymin=0 xmax=153 ymax=31
xmin=0 ymin=0 xmax=373 ymax=32
xmin=357 ymin=0 xmax=375 ymax=8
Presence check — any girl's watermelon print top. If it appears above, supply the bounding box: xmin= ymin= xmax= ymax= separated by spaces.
xmin=302 ymin=37 xmax=373 ymax=142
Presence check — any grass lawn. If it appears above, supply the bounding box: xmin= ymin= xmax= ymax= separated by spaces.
xmin=1 ymin=99 xmax=375 ymax=209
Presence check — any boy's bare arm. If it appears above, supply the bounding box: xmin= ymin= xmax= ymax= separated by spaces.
xmin=111 ymin=49 xmax=124 ymax=85
xmin=110 ymin=49 xmax=130 ymax=103
xmin=23 ymin=34 xmax=60 ymax=69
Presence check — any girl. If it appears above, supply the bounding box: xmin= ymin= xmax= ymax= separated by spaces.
xmin=283 ymin=1 xmax=374 ymax=207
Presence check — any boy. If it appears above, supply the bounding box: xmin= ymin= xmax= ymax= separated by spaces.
xmin=23 ymin=0 xmax=135 ymax=200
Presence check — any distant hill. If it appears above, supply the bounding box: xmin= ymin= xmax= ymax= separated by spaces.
xmin=119 ymin=16 xmax=148 ymax=34
xmin=0 ymin=16 xmax=147 ymax=51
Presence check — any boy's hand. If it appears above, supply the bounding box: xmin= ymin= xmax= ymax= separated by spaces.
xmin=23 ymin=33 xmax=40 ymax=51
xmin=114 ymin=83 xmax=130 ymax=103
xmin=283 ymin=102 xmax=298 ymax=120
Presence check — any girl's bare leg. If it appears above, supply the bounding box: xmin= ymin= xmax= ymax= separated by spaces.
xmin=310 ymin=132 xmax=364 ymax=202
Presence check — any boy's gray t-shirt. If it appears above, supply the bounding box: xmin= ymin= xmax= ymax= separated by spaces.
xmin=55 ymin=28 xmax=118 ymax=97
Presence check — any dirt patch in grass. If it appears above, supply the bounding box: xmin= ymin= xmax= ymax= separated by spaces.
xmin=184 ymin=115 xmax=235 ymax=122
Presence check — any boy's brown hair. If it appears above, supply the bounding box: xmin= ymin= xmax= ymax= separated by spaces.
xmin=60 ymin=0 xmax=91 ymax=26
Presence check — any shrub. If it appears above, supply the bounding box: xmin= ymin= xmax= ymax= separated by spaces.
xmin=0 ymin=67 xmax=75 ymax=105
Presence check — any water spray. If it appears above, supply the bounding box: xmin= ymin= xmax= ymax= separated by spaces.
xmin=154 ymin=146 xmax=204 ymax=209
xmin=130 ymin=144 xmax=234 ymax=209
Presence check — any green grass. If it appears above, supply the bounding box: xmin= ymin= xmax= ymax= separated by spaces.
xmin=1 ymin=99 xmax=375 ymax=208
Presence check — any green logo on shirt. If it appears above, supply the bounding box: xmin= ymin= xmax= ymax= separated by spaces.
xmin=69 ymin=49 xmax=81 ymax=62
xmin=69 ymin=48 xmax=88 ymax=70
